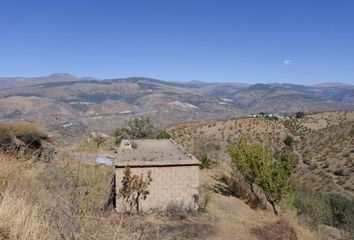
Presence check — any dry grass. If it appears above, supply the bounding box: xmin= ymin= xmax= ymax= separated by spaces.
xmin=0 ymin=189 xmax=58 ymax=240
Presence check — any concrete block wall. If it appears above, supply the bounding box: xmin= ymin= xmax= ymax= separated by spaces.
xmin=115 ymin=165 xmax=199 ymax=212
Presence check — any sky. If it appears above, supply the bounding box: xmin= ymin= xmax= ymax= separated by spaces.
xmin=0 ymin=0 xmax=353 ymax=84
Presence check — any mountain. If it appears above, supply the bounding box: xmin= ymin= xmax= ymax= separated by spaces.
xmin=0 ymin=73 xmax=84 ymax=89
xmin=0 ymin=74 xmax=353 ymax=135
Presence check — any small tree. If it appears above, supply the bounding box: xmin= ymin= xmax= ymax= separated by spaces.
xmin=119 ymin=167 xmax=152 ymax=213
xmin=114 ymin=116 xmax=154 ymax=144
xmin=127 ymin=116 xmax=154 ymax=139
xmin=227 ymin=137 xmax=295 ymax=215
xmin=295 ymin=111 xmax=305 ymax=119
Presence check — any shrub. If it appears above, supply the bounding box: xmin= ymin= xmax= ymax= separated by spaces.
xmin=295 ymin=112 xmax=305 ymax=119
xmin=198 ymin=184 xmax=211 ymax=213
xmin=155 ymin=129 xmax=171 ymax=139
xmin=119 ymin=167 xmax=152 ymax=213
xmin=284 ymin=135 xmax=294 ymax=147
xmin=325 ymin=194 xmax=354 ymax=231
xmin=227 ymin=137 xmax=295 ymax=215
xmin=292 ymin=189 xmax=331 ymax=227
xmin=290 ymin=183 xmax=354 ymax=233
xmin=197 ymin=151 xmax=216 ymax=169
xmin=251 ymin=219 xmax=298 ymax=240
xmin=333 ymin=169 xmax=344 ymax=176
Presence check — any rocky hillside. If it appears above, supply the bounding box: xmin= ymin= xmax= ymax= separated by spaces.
xmin=168 ymin=111 xmax=354 ymax=199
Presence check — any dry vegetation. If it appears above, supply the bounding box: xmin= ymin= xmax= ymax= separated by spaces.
xmin=169 ymin=111 xmax=354 ymax=239
xmin=1 ymin=112 xmax=353 ymax=239
xmin=169 ymin=111 xmax=354 ymax=199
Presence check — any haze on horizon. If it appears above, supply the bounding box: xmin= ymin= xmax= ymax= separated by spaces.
xmin=1 ymin=0 xmax=353 ymax=85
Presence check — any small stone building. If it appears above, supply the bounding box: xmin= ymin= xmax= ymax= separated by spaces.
xmin=114 ymin=139 xmax=199 ymax=212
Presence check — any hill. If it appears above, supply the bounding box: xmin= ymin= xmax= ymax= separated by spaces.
xmin=168 ymin=111 xmax=354 ymax=199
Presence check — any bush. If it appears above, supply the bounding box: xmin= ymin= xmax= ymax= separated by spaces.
xmin=333 ymin=169 xmax=344 ymax=176
xmin=290 ymin=183 xmax=354 ymax=233
xmin=284 ymin=135 xmax=294 ymax=147
xmin=325 ymin=194 xmax=354 ymax=231
xmin=197 ymin=151 xmax=216 ymax=169
xmin=295 ymin=112 xmax=305 ymax=119
xmin=155 ymin=129 xmax=171 ymax=139
xmin=251 ymin=219 xmax=298 ymax=240
xmin=292 ymin=190 xmax=331 ymax=227
xmin=0 ymin=121 xmax=48 ymax=157
xmin=198 ymin=184 xmax=211 ymax=213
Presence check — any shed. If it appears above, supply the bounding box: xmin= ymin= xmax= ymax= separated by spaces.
xmin=114 ymin=139 xmax=199 ymax=212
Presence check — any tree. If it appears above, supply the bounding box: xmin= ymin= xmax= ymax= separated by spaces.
xmin=114 ymin=116 xmax=154 ymax=144
xmin=127 ymin=116 xmax=154 ymax=139
xmin=295 ymin=111 xmax=305 ymax=119
xmin=227 ymin=137 xmax=295 ymax=215
xmin=119 ymin=167 xmax=152 ymax=213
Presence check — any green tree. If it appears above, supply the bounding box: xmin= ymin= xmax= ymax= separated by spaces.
xmin=227 ymin=137 xmax=295 ymax=215
xmin=114 ymin=116 xmax=154 ymax=144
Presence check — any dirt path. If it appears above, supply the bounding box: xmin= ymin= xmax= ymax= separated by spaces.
xmin=200 ymin=170 xmax=275 ymax=240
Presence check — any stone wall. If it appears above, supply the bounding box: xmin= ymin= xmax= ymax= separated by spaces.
xmin=115 ymin=165 xmax=199 ymax=212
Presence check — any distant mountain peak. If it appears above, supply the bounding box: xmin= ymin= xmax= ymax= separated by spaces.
xmin=47 ymin=73 xmax=78 ymax=80
xmin=311 ymin=82 xmax=354 ymax=88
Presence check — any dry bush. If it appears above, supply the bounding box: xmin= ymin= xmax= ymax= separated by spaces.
xmin=251 ymin=218 xmax=298 ymax=240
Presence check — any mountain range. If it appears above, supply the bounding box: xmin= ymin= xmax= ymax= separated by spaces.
xmin=0 ymin=73 xmax=353 ymax=134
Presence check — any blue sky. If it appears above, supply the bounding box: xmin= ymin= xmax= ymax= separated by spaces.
xmin=0 ymin=0 xmax=353 ymax=84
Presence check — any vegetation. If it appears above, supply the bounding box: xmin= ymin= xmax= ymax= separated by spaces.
xmin=114 ymin=116 xmax=170 ymax=144
xmin=114 ymin=116 xmax=154 ymax=144
xmin=197 ymin=151 xmax=216 ymax=169
xmin=290 ymin=183 xmax=354 ymax=235
xmin=198 ymin=184 xmax=211 ymax=213
xmin=155 ymin=129 xmax=171 ymax=139
xmin=283 ymin=135 xmax=294 ymax=147
xmin=227 ymin=137 xmax=295 ymax=215
xmin=295 ymin=111 xmax=305 ymax=119
xmin=119 ymin=167 xmax=152 ymax=213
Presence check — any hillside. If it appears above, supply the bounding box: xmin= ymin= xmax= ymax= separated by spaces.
xmin=168 ymin=111 xmax=354 ymax=199
xmin=0 ymin=74 xmax=353 ymax=136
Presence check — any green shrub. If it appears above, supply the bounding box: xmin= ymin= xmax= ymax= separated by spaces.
xmin=283 ymin=135 xmax=294 ymax=147
xmin=197 ymin=151 xmax=216 ymax=169
xmin=325 ymin=194 xmax=354 ymax=231
xmin=295 ymin=112 xmax=305 ymax=119
xmin=292 ymin=190 xmax=331 ymax=227
xmin=155 ymin=129 xmax=171 ymax=139
xmin=290 ymin=184 xmax=354 ymax=233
